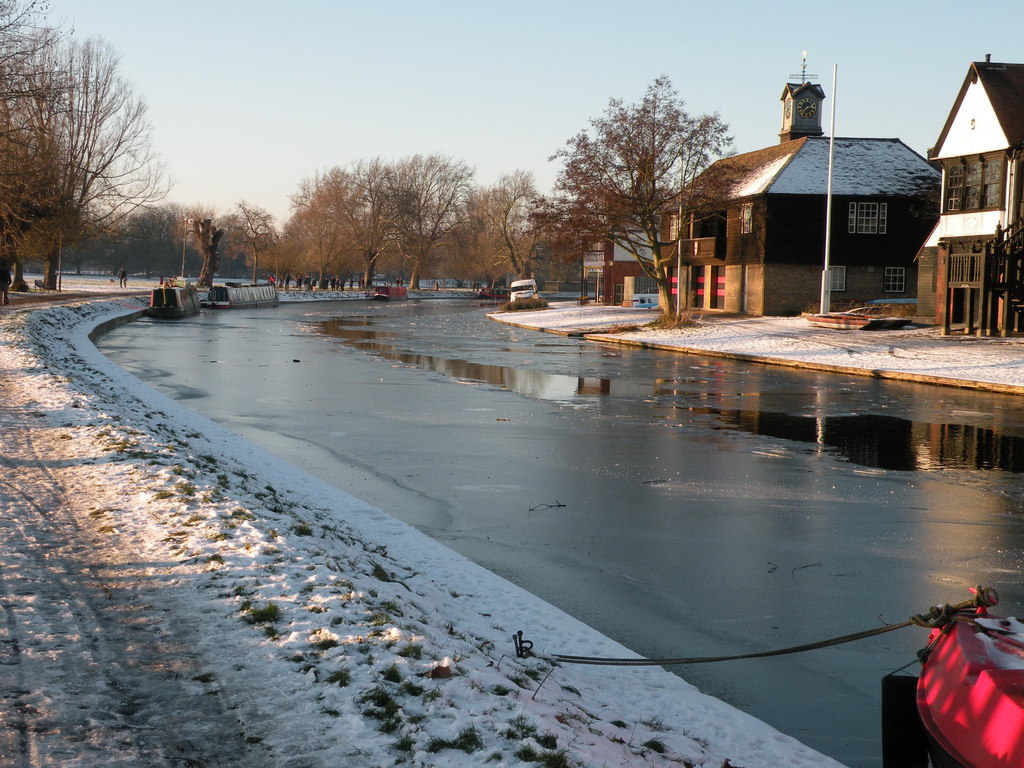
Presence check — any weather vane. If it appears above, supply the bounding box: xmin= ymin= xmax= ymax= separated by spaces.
xmin=789 ymin=50 xmax=819 ymax=83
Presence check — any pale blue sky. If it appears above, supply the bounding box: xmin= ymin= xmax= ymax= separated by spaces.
xmin=49 ymin=0 xmax=1021 ymax=222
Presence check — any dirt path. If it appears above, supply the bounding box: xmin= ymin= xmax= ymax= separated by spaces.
xmin=0 ymin=347 xmax=264 ymax=767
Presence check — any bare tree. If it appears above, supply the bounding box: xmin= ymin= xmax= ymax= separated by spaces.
xmin=342 ymin=158 xmax=394 ymax=288
xmin=453 ymin=188 xmax=508 ymax=287
xmin=480 ymin=170 xmax=544 ymax=280
xmin=288 ymin=170 xmax=347 ymax=283
xmin=0 ymin=3 xmax=59 ymax=289
xmin=551 ymin=76 xmax=733 ymax=313
xmin=386 ymin=154 xmax=473 ymax=288
xmin=12 ymin=34 xmax=165 ymax=288
xmin=231 ymin=201 xmax=278 ymax=282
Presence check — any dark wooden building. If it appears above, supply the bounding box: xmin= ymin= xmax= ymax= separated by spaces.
xmin=670 ymin=79 xmax=939 ymax=316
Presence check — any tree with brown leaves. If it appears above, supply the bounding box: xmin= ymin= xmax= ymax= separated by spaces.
xmin=550 ymin=76 xmax=733 ymax=314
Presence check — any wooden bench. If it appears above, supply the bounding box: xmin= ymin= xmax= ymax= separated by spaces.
xmin=34 ymin=279 xmax=45 ymax=289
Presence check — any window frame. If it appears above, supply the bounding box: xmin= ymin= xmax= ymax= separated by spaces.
xmin=740 ymin=202 xmax=753 ymax=234
xmin=829 ymin=265 xmax=847 ymax=292
xmin=847 ymin=202 xmax=887 ymax=234
xmin=944 ymin=154 xmax=1003 ymax=213
xmin=883 ymin=266 xmax=906 ymax=293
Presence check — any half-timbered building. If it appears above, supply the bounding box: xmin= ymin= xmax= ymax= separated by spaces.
xmin=917 ymin=58 xmax=1024 ymax=336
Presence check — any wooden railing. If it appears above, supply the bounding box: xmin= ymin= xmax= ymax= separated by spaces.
xmin=947 ymin=252 xmax=984 ymax=284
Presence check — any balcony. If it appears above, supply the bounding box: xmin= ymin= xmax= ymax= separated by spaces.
xmin=678 ymin=236 xmax=723 ymax=261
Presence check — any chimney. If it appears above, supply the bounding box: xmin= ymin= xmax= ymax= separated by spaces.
xmin=985 ymin=53 xmax=991 ymax=63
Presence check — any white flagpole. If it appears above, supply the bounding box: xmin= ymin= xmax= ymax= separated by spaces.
xmin=820 ymin=63 xmax=838 ymax=314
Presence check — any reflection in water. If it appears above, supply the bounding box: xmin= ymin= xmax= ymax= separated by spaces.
xmin=711 ymin=409 xmax=1024 ymax=473
xmin=318 ymin=317 xmax=1024 ymax=475
xmin=319 ymin=317 xmax=611 ymax=404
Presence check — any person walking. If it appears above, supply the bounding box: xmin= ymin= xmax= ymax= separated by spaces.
xmin=0 ymin=261 xmax=11 ymax=305
xmin=118 ymin=268 xmax=127 ymax=287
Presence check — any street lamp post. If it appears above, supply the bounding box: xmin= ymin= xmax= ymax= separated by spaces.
xmin=182 ymin=218 xmax=194 ymax=277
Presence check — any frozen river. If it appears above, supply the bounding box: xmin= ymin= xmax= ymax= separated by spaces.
xmin=97 ymin=298 xmax=1024 ymax=768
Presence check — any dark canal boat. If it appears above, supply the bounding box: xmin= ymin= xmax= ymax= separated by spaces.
xmin=147 ymin=279 xmax=200 ymax=319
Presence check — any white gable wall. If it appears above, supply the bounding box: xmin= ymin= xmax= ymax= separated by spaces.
xmin=934 ymin=80 xmax=1008 ymax=159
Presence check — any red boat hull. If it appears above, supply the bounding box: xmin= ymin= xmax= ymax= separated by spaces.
xmin=917 ymin=616 xmax=1024 ymax=768
xmin=368 ymin=286 xmax=408 ymax=301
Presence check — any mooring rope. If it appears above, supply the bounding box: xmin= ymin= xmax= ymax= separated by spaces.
xmin=551 ymin=586 xmax=998 ymax=667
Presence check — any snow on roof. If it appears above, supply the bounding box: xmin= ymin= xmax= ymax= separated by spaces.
xmin=725 ymin=137 xmax=938 ymax=199
xmin=731 ymin=153 xmax=794 ymax=197
xmin=766 ymin=137 xmax=938 ymax=196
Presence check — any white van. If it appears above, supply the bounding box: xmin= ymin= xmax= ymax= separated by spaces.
xmin=509 ymin=279 xmax=538 ymax=301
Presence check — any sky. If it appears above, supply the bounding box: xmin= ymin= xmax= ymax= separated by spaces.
xmin=44 ymin=0 xmax=1024 ymax=224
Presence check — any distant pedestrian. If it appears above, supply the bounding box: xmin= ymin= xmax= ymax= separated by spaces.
xmin=118 ymin=268 xmax=127 ymax=287
xmin=0 ymin=261 xmax=10 ymax=305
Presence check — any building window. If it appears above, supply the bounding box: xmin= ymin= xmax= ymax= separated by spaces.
xmin=944 ymin=156 xmax=1002 ymax=212
xmin=668 ymin=213 xmax=680 ymax=240
xmin=884 ymin=266 xmax=906 ymax=293
xmin=984 ymin=158 xmax=1002 ymax=207
xmin=740 ymin=202 xmax=752 ymax=234
xmin=847 ymin=202 xmax=887 ymax=234
xmin=829 ymin=266 xmax=846 ymax=292
xmin=945 ymin=164 xmax=963 ymax=211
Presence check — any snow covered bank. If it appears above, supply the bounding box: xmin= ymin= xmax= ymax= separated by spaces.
xmin=492 ymin=303 xmax=1024 ymax=395
xmin=0 ymin=297 xmax=841 ymax=767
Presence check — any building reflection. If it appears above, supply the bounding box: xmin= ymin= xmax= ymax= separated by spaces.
xmin=319 ymin=317 xmax=1024 ymax=474
xmin=713 ymin=409 xmax=1024 ymax=473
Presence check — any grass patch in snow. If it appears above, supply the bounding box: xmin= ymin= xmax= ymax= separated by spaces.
xmin=241 ymin=601 xmax=281 ymax=625
xmin=426 ymin=726 xmax=483 ymax=754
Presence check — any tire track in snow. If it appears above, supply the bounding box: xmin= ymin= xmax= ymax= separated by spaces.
xmin=0 ymin=379 xmax=264 ymax=768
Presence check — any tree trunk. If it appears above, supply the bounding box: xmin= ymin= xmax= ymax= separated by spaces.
xmin=11 ymin=256 xmax=28 ymax=292
xmin=192 ymin=219 xmax=224 ymax=287
xmin=42 ymin=249 xmax=59 ymax=290
xmin=653 ymin=260 xmax=673 ymax=314
xmin=362 ymin=251 xmax=378 ymax=290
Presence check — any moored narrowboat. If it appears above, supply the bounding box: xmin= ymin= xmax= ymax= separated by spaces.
xmin=147 ymin=278 xmax=200 ymax=319
xmin=201 ymin=282 xmax=279 ymax=309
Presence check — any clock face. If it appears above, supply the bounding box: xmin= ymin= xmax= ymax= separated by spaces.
xmin=797 ymin=97 xmax=817 ymax=118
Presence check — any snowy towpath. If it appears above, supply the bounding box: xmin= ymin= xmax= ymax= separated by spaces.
xmin=0 ymin=293 xmax=841 ymax=768
xmin=0 ymin=321 xmax=263 ymax=768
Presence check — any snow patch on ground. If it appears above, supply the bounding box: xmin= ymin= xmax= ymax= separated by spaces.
xmin=0 ymin=296 xmax=843 ymax=767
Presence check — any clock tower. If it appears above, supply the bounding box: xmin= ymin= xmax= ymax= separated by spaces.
xmin=779 ymin=59 xmax=826 ymax=143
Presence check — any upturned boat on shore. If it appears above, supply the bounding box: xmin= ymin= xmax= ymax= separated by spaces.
xmin=805 ymin=306 xmax=912 ymax=330
xmin=883 ymin=586 xmax=1023 ymax=768
xmin=147 ymin=278 xmax=200 ymax=319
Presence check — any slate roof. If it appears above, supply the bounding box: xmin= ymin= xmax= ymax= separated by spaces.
xmin=721 ymin=136 xmax=938 ymax=199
